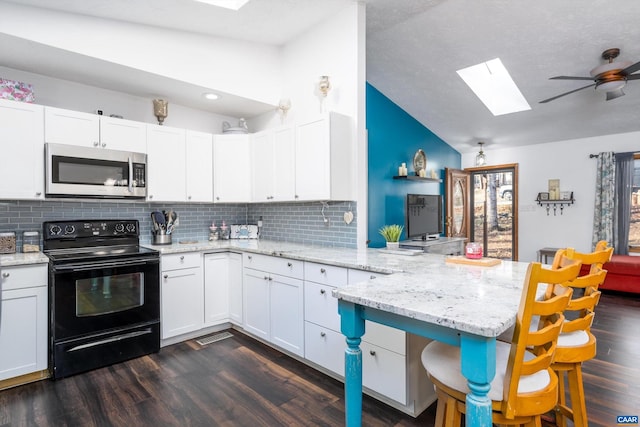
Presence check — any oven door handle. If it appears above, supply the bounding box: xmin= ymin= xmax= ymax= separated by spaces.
xmin=53 ymin=257 xmax=159 ymax=272
xmin=67 ymin=328 xmax=154 ymax=352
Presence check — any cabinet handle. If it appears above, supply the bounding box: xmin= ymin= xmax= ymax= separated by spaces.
xmin=295 ymin=195 xmax=299 ymax=199
xmin=36 ymin=192 xmax=42 ymax=196
xmin=247 ymin=255 xmax=252 ymax=260
xmin=320 ymin=268 xmax=326 ymax=274
xmin=370 ymin=275 xmax=376 ymax=280
xmin=264 ymin=276 xmax=269 ymax=280
xmin=320 ymin=332 xmax=326 ymax=337
xmin=320 ymin=289 xmax=326 ymax=294
xmin=2 ymin=272 xmax=9 ymax=278
xmin=216 ymin=197 xmax=220 ymax=201
xmin=101 ymin=143 xmax=106 ymax=148
xmin=163 ymin=274 xmax=168 ymax=279
xmin=149 ymin=195 xmax=153 ymax=199
xmin=93 ymin=141 xmax=99 ymax=147
xmin=369 ymin=350 xmax=376 ymax=356
xmin=188 ymin=195 xmax=192 ymax=200
xmin=268 ymin=277 xmax=273 ymax=281
xmin=180 ymin=256 xmax=185 ymax=261
xmin=287 ymin=262 xmax=293 ymax=267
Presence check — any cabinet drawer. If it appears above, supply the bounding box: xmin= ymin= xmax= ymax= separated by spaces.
xmin=361 ymin=340 xmax=407 ymax=404
xmin=304 ymin=321 xmax=345 ymax=377
xmin=363 ymin=322 xmax=406 ymax=355
xmin=0 ymin=264 xmax=47 ymax=291
xmin=162 ymin=252 xmax=201 ymax=271
xmin=304 ymin=281 xmax=339 ymax=331
xmin=304 ymin=262 xmax=348 ymax=286
xmin=243 ymin=253 xmax=302 ymax=279
xmin=348 ymin=268 xmax=381 ymax=284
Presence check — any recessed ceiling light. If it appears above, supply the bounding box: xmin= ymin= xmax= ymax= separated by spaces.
xmin=193 ymin=0 xmax=250 ymax=11
xmin=457 ymin=58 xmax=531 ymax=116
xmin=203 ymin=93 xmax=219 ymax=100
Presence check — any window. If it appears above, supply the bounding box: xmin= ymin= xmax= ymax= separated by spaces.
xmin=630 ymin=154 xmax=640 ymax=251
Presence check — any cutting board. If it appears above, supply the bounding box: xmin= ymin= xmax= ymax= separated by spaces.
xmin=445 ymin=256 xmax=502 ymax=267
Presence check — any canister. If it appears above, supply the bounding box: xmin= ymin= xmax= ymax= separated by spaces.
xmin=0 ymin=231 xmax=16 ymax=254
xmin=22 ymin=231 xmax=40 ymax=253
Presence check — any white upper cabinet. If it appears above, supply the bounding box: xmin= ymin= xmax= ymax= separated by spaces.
xmin=146 ymin=124 xmax=186 ymax=202
xmin=251 ymin=126 xmax=295 ymax=203
xmin=185 ymin=130 xmax=214 ymax=203
xmin=295 ymin=112 xmax=353 ymax=201
xmin=44 ymin=106 xmax=146 ymax=152
xmin=213 ymin=134 xmax=251 ymax=203
xmin=0 ymin=99 xmax=45 ymax=200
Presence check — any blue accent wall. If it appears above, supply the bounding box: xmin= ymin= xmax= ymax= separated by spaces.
xmin=367 ymin=83 xmax=461 ymax=247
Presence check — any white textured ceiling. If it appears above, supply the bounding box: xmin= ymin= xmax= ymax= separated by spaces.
xmin=3 ymin=0 xmax=640 ymax=153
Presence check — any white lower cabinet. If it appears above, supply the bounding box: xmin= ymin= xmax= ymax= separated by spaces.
xmin=243 ymin=253 xmax=304 ymax=356
xmin=161 ymin=252 xmax=203 ymax=339
xmin=204 ymin=253 xmax=230 ymax=326
xmin=0 ymin=264 xmax=48 ymax=382
xmin=228 ymin=253 xmax=243 ymax=326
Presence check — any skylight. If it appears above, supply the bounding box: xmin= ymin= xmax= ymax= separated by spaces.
xmin=457 ymin=58 xmax=531 ymax=116
xmin=193 ymin=0 xmax=250 ymax=11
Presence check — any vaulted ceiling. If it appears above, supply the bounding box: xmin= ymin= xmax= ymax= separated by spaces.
xmin=3 ymin=0 xmax=640 ymax=153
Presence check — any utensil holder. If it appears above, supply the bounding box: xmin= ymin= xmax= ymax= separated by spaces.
xmin=153 ymin=234 xmax=172 ymax=245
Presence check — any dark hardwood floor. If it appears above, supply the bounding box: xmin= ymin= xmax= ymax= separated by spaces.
xmin=0 ymin=291 xmax=638 ymax=427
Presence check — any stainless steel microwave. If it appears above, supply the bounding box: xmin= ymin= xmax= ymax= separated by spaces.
xmin=45 ymin=143 xmax=147 ymax=199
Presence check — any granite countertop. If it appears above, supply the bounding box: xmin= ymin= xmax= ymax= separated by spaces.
xmin=0 ymin=252 xmax=50 ymax=267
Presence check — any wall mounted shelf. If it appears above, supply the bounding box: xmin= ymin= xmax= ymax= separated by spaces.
xmin=393 ymin=175 xmax=442 ymax=183
xmin=536 ymin=192 xmax=574 ymax=216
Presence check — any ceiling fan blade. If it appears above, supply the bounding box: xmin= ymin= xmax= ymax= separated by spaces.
xmin=626 ymin=74 xmax=640 ymax=80
xmin=539 ymin=83 xmax=596 ymax=104
xmin=549 ymin=75 xmax=594 ymax=81
xmin=620 ymin=61 xmax=640 ymax=76
xmin=606 ymin=89 xmax=625 ymax=101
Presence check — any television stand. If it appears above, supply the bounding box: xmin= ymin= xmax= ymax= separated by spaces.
xmin=400 ymin=236 xmax=465 ymax=256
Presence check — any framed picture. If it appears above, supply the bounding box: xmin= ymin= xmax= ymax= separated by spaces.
xmin=539 ymin=192 xmax=549 ymax=201
xmin=560 ymin=191 xmax=573 ymax=200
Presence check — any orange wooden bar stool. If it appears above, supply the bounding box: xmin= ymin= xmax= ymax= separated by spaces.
xmin=549 ymin=242 xmax=613 ymax=427
xmin=421 ymin=260 xmax=580 ymax=427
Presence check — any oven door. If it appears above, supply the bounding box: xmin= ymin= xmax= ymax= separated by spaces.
xmin=45 ymin=143 xmax=146 ymax=198
xmin=50 ymin=255 xmax=160 ymax=341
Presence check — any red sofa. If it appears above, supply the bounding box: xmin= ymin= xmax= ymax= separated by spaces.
xmin=580 ymin=254 xmax=640 ymax=294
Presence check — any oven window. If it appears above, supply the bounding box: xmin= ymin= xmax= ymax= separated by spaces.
xmin=76 ymin=272 xmax=144 ymax=317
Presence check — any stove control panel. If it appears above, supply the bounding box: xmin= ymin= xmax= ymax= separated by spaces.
xmin=44 ymin=220 xmax=139 ymax=240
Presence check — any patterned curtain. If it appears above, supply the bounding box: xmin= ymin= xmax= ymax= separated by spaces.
xmin=614 ymin=152 xmax=634 ymax=255
xmin=592 ymin=152 xmax=615 ymax=248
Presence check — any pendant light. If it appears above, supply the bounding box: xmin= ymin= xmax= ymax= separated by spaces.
xmin=475 ymin=142 xmax=486 ymax=166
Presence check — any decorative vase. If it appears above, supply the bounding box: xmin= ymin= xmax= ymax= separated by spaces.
xmin=386 ymin=241 xmax=400 ymax=250
xmin=152 ymin=99 xmax=168 ymax=125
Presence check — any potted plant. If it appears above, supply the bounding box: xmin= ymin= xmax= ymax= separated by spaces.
xmin=379 ymin=224 xmax=404 ymax=250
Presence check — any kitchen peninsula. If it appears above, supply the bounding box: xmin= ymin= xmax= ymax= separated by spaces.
xmin=2 ymin=239 xmax=530 ymax=422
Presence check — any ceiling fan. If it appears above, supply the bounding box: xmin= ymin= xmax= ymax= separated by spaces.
xmin=540 ymin=48 xmax=640 ymax=103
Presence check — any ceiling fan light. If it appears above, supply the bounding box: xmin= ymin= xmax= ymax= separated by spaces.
xmin=606 ymin=88 xmax=625 ymax=101
xmin=590 ymin=61 xmax=633 ymax=77
xmin=597 ymin=80 xmax=626 ymax=92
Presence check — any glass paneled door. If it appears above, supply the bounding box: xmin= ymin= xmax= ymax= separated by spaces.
xmin=469 ymin=164 xmax=519 ymax=260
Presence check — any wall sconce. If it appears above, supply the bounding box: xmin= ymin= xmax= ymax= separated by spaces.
xmin=277 ymin=98 xmax=291 ymax=124
xmin=475 ymin=141 xmax=486 ymax=166
xmin=318 ymin=76 xmax=331 ymax=97
xmin=152 ymin=99 xmax=168 ymax=125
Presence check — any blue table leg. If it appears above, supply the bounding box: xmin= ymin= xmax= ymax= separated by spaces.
xmin=460 ymin=334 xmax=496 ymax=427
xmin=338 ymin=301 xmax=365 ymax=427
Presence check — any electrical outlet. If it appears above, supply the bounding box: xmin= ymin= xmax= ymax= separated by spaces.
xmin=324 ymin=218 xmax=330 ymax=227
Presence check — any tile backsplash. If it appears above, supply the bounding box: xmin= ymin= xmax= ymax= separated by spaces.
xmin=0 ymin=200 xmax=357 ymax=251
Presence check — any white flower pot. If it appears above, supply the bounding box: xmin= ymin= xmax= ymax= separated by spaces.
xmin=386 ymin=241 xmax=400 ymax=250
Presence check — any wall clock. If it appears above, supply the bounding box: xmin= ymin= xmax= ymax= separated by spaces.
xmin=413 ymin=149 xmax=426 ymax=175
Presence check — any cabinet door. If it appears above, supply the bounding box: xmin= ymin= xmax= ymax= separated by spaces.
xmin=228 ymin=253 xmax=243 ymax=325
xmin=99 ymin=116 xmax=147 ymax=152
xmin=146 ymin=125 xmax=186 ymax=202
xmin=295 ymin=117 xmax=330 ymax=200
xmin=272 ymin=126 xmax=296 ymax=201
xmin=204 ymin=253 xmax=229 ymax=326
xmin=270 ymin=273 xmax=304 ymax=356
xmin=161 ymin=267 xmax=203 ymax=339
xmin=243 ymin=269 xmax=270 ymax=341
xmin=0 ymin=286 xmax=48 ymax=381
xmin=44 ymin=106 xmax=100 ymax=147
xmin=251 ymin=130 xmax=274 ymax=202
xmin=213 ymin=134 xmax=251 ymax=203
xmin=0 ymin=99 xmax=45 ymax=199
xmin=185 ymin=130 xmax=214 ymax=202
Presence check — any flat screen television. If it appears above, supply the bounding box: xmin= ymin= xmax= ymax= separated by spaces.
xmin=406 ymin=194 xmax=443 ymax=240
